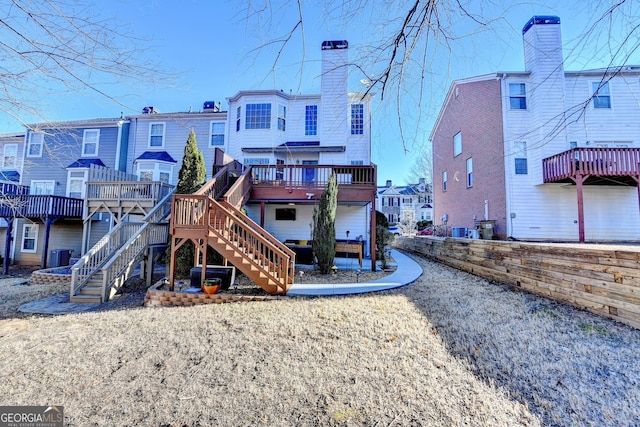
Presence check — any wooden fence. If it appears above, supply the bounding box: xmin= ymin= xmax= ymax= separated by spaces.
xmin=397 ymin=237 xmax=640 ymax=329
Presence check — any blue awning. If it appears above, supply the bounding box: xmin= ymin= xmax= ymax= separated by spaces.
xmin=66 ymin=158 xmax=106 ymax=168
xmin=0 ymin=170 xmax=20 ymax=182
xmin=135 ymin=151 xmax=177 ymax=163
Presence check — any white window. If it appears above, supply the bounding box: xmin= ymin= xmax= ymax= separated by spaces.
xmin=514 ymin=141 xmax=528 ymax=175
xmin=27 ymin=132 xmax=44 ymax=157
xmin=509 ymin=83 xmax=527 ymax=109
xmin=136 ymin=162 xmax=173 ymax=184
xmin=305 ymin=105 xmax=318 ymax=136
xmin=148 ymin=123 xmax=165 ymax=147
xmin=245 ymin=104 xmax=271 ymax=129
xmin=442 ymin=171 xmax=448 ymax=192
xmin=453 ymin=132 xmax=462 ymax=157
xmin=67 ymin=170 xmax=87 ymax=198
xmin=210 ymin=121 xmax=225 ymax=146
xmin=82 ymin=129 xmax=100 ymax=156
xmin=22 ymin=224 xmax=38 ymax=253
xmin=277 ymin=104 xmax=286 ymax=131
xmin=592 ymin=81 xmax=611 ymax=109
xmin=466 ymin=158 xmax=473 ymax=187
xmin=31 ymin=180 xmax=55 ymax=195
xmin=350 ymin=104 xmax=364 ymax=135
xmin=2 ymin=144 xmax=17 ymax=168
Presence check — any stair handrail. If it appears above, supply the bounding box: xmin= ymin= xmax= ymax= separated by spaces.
xmin=70 ymin=188 xmax=175 ymax=300
xmin=219 ymin=200 xmax=296 ymax=260
xmin=69 ymin=222 xmax=141 ymax=298
xmin=208 ymin=198 xmax=294 ymax=292
xmin=98 ymin=189 xmax=175 ymax=301
xmin=221 ymin=166 xmax=253 ymax=209
xmin=194 ymin=162 xmax=234 ymax=198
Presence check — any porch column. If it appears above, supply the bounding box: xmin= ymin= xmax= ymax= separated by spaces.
xmin=260 ymin=201 xmax=265 ymax=228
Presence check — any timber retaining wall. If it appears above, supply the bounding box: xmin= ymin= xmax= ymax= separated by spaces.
xmin=397 ymin=236 xmax=640 ymax=329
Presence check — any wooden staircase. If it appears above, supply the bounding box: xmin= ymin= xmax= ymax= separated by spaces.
xmin=69 ymin=189 xmax=174 ymax=303
xmin=169 ymin=164 xmax=295 ymax=295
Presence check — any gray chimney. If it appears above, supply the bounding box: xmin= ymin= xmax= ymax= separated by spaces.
xmin=386 ymin=180 xmax=392 ymax=187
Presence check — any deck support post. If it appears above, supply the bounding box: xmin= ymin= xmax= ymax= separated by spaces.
xmin=574 ymin=174 xmax=586 ymax=243
xmin=370 ymin=165 xmax=377 ymax=272
xmin=168 ymin=237 xmax=188 ymax=291
xmin=40 ymin=217 xmax=55 ymax=269
xmin=260 ymin=201 xmax=265 ymax=227
xmin=3 ymin=217 xmax=13 ymax=274
xmin=200 ymin=238 xmax=208 ymax=288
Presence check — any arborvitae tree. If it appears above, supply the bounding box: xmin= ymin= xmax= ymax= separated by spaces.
xmin=177 ymin=130 xmax=206 ymax=194
xmin=172 ymin=130 xmax=206 ymax=277
xmin=312 ymin=174 xmax=338 ymax=274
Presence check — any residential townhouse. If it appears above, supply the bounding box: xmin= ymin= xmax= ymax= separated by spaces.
xmin=168 ymin=40 xmax=378 ymax=294
xmin=1 ymin=119 xmax=129 ymax=268
xmin=377 ymin=178 xmax=433 ymax=226
xmin=0 ymin=39 xmax=377 ymax=299
xmin=431 ymin=16 xmax=640 ymax=242
xmin=223 ymin=40 xmax=376 ymax=253
xmin=126 ymin=104 xmax=228 ymax=185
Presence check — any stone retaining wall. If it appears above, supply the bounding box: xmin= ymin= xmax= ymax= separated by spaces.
xmin=144 ymin=281 xmax=281 ymax=307
xmin=397 ymin=237 xmax=640 ymax=329
xmin=29 ymin=268 xmax=72 ymax=285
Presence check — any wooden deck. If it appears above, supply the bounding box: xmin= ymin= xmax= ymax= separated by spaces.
xmin=0 ymin=195 xmax=83 ymax=219
xmin=543 ymin=147 xmax=640 ymax=185
xmin=248 ymin=164 xmax=377 ymax=202
xmin=86 ymin=181 xmax=174 ymax=219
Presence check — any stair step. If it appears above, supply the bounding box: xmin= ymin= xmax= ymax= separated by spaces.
xmin=70 ymin=294 xmax=101 ymax=304
xmin=79 ymin=285 xmax=102 ymax=295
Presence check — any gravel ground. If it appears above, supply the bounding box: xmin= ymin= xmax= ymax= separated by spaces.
xmin=1 ymin=253 xmax=639 ymax=426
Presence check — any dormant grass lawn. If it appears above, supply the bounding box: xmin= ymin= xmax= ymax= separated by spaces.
xmin=1 ymin=253 xmax=639 ymax=426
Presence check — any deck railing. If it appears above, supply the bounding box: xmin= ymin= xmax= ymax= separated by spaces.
xmin=194 ymin=163 xmax=233 ymax=199
xmin=208 ymin=199 xmax=293 ymax=291
xmin=543 ymin=148 xmax=640 ymax=182
xmin=221 ymin=167 xmax=252 ymax=209
xmin=86 ymin=181 xmax=173 ymax=202
xmin=0 ymin=195 xmax=83 ymax=218
xmin=248 ymin=164 xmax=376 ymax=188
xmin=70 ymin=222 xmax=142 ymax=298
xmin=0 ymin=183 xmax=29 ymax=195
xmin=171 ymin=193 xmax=294 ymax=293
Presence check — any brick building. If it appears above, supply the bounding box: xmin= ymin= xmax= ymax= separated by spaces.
xmin=431 ymin=16 xmax=640 ymax=241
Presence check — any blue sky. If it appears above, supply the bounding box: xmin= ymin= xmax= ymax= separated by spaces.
xmin=2 ymin=1 xmax=636 ymax=186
